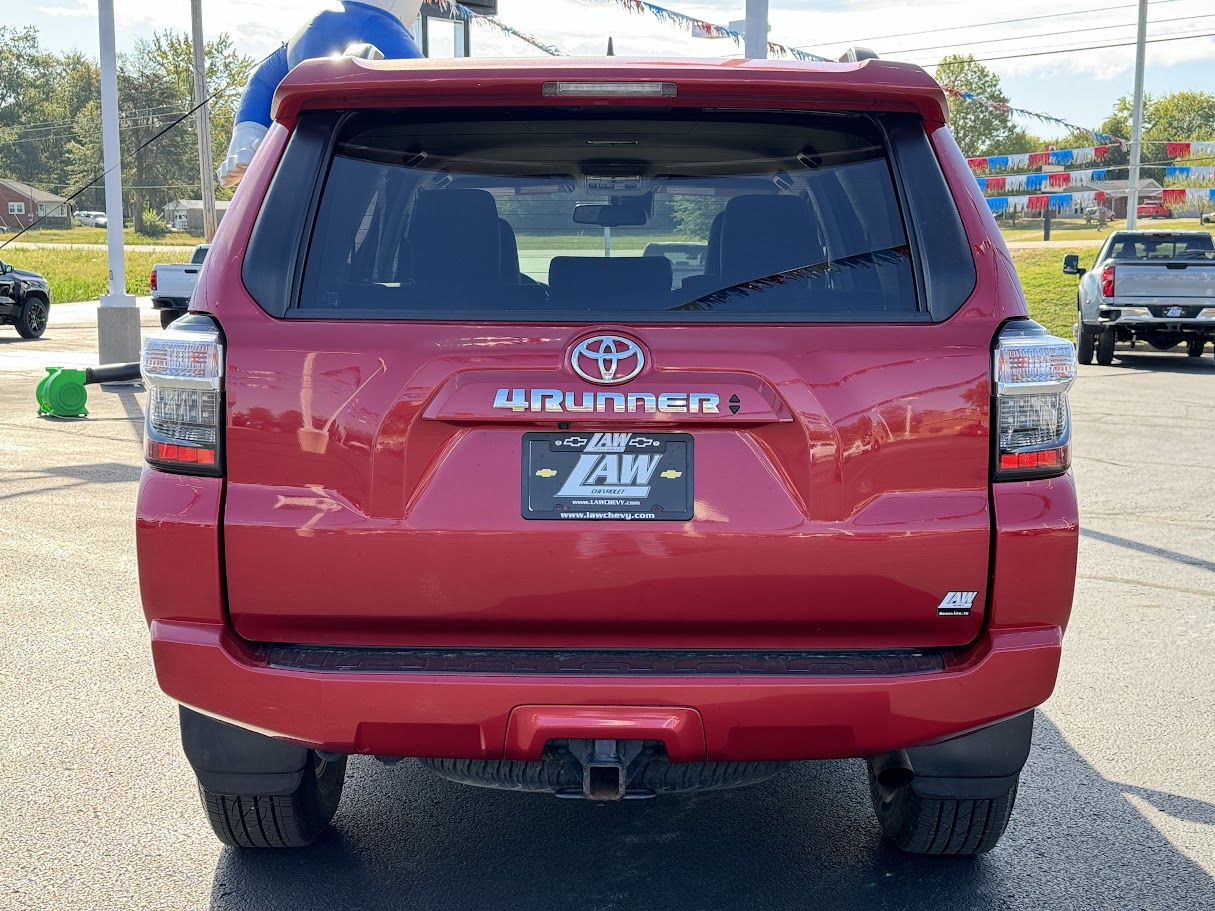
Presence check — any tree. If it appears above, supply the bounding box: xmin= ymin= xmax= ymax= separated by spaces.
xmin=933 ymin=54 xmax=1035 ymax=158
xmin=140 ymin=30 xmax=253 ymax=197
xmin=671 ymin=196 xmax=720 ymax=239
xmin=1 ymin=26 xmax=251 ymax=227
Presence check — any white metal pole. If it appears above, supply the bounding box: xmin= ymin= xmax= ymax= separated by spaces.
xmin=191 ymin=0 xmax=218 ymax=241
xmin=97 ymin=0 xmax=139 ymax=364
xmin=744 ymin=0 xmax=769 ymax=59
xmin=1126 ymin=0 xmax=1148 ymax=230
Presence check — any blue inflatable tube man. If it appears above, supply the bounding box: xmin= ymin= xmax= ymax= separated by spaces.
xmin=219 ymin=0 xmax=426 ymax=187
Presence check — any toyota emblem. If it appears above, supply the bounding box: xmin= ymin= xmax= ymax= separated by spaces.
xmin=570 ymin=335 xmax=645 ymax=385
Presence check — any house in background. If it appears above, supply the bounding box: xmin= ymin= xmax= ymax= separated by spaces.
xmin=162 ymin=199 xmax=231 ymax=234
xmin=0 ymin=179 xmax=72 ymax=229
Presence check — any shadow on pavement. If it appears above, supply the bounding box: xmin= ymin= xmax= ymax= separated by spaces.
xmin=1080 ymin=527 xmax=1215 ymax=574
xmin=208 ymin=713 xmax=1215 ymax=911
xmin=1104 ymin=352 xmax=1215 ymax=374
xmin=0 ymin=462 xmax=142 ymax=501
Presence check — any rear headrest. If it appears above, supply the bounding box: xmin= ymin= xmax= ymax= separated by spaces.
xmin=499 ymin=218 xmax=521 ymax=282
xmin=718 ymin=195 xmax=820 ymax=286
xmin=548 ymin=256 xmax=673 ymax=304
xmin=409 ymin=189 xmax=501 ymax=286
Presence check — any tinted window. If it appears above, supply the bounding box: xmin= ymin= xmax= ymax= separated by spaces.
xmin=295 ymin=109 xmax=924 ymax=321
xmin=1106 ymin=233 xmax=1215 ymax=261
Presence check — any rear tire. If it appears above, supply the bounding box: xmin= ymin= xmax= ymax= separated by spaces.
xmin=1095 ymin=328 xmax=1116 ymax=365
xmin=1075 ymin=316 xmax=1096 ymax=365
xmin=159 ymin=309 xmax=182 ymax=329
xmin=15 ymin=294 xmax=48 ymax=338
xmin=198 ymin=752 xmax=346 ymax=848
xmin=867 ymin=766 xmax=1019 ymax=855
xmin=1187 ymin=340 xmax=1205 ymax=358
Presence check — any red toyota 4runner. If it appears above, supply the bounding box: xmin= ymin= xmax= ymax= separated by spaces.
xmin=136 ymin=57 xmax=1079 ymax=855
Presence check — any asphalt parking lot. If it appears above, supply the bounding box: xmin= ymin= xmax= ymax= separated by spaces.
xmin=1 ymin=312 xmax=1213 ymax=910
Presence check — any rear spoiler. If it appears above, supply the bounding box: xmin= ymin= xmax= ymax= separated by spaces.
xmin=272 ymin=56 xmax=948 ymax=126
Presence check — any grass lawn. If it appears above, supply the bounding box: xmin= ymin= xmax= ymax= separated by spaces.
xmin=0 ymin=227 xmax=205 ymax=246
xmin=999 ymin=217 xmax=1215 ymax=243
xmin=1011 ymin=248 xmax=1084 ymax=337
xmin=3 ymin=247 xmax=192 ymax=302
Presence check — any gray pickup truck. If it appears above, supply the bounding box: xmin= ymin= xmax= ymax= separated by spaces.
xmin=1066 ymin=231 xmax=1215 ymax=364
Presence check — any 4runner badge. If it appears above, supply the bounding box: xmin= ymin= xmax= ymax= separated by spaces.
xmin=937 ymin=591 xmax=978 ymax=617
xmin=493 ymin=388 xmax=720 ymax=414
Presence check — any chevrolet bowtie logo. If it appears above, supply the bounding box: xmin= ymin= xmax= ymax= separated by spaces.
xmin=660 ymin=470 xmax=683 ymax=479
xmin=535 ymin=468 xmax=558 ymax=478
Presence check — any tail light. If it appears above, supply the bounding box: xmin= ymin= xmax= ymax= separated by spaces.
xmin=993 ymin=320 xmax=1076 ymax=480
xmin=140 ymin=315 xmax=223 ymax=475
xmin=1100 ymin=264 xmax=1115 ymax=298
xmin=149 ymin=268 xmax=157 ymax=292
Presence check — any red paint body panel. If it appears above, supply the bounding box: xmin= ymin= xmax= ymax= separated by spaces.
xmin=505 ymin=706 xmax=707 ymax=762
xmin=149 ymin=620 xmax=1060 ymax=760
xmin=271 ymin=57 xmax=951 ymax=126
xmin=135 ymin=57 xmax=1078 ymax=763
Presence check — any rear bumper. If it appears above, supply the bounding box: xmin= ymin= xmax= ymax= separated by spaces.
xmin=150 ymin=620 xmax=1061 ymax=762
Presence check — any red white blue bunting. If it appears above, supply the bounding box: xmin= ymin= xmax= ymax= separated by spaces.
xmin=596 ymin=0 xmax=828 ymax=61
xmin=943 ymin=88 xmax=1126 ymax=147
xmin=969 ymin=147 xmax=1115 ymax=173
xmin=423 ymin=1 xmax=566 ymax=55
xmin=977 ymin=170 xmax=1111 ymax=192
xmin=1165 ymin=165 xmax=1215 ymax=181
xmin=986 ymin=187 xmax=1215 ymax=214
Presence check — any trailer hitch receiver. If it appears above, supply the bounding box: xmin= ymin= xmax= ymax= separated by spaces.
xmin=556 ymin=739 xmax=655 ymax=801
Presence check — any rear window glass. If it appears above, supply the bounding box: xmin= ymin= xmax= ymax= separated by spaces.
xmin=1106 ymin=233 xmax=1215 ymax=261
xmin=297 ymin=109 xmax=919 ymax=321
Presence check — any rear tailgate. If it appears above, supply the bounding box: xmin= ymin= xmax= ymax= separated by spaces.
xmin=153 ymin=264 xmax=201 ymax=299
xmin=221 ymin=321 xmax=993 ymax=649
xmin=1113 ymin=262 xmax=1215 ymax=302
xmin=211 ymin=59 xmax=1007 ymax=652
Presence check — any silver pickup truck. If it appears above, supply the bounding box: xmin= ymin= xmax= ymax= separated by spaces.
xmin=1066 ymin=231 xmax=1215 ymax=365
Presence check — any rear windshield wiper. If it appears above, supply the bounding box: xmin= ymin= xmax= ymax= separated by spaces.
xmin=668 ymin=245 xmax=911 ymax=312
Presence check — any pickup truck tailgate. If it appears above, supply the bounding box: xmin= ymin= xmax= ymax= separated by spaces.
xmin=1113 ymin=261 xmax=1215 ymax=301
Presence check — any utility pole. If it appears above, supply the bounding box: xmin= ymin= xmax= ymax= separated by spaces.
xmin=191 ymin=0 xmax=218 ymax=241
xmin=97 ymin=0 xmax=139 ymax=364
xmin=1126 ymin=0 xmax=1148 ymax=230
xmin=744 ymin=0 xmax=769 ymax=59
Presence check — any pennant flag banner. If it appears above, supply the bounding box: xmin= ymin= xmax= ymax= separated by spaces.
xmin=942 ymin=88 xmax=1126 ymax=148
xmin=986 ymin=188 xmax=1215 ymax=214
xmin=976 ymin=170 xmax=1108 ymax=193
xmin=422 ymin=1 xmax=567 ymax=54
xmin=600 ymin=0 xmax=828 ymax=61
xmin=1166 ymin=165 xmax=1215 ymax=180
xmin=969 ymin=146 xmax=1110 ymax=173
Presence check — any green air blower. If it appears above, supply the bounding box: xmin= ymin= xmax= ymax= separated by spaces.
xmin=36 ymin=363 xmax=141 ymax=418
xmin=36 ymin=367 xmax=89 ymax=417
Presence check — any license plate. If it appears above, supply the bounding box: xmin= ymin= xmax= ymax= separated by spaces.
xmin=1165 ymin=306 xmax=1184 ymax=318
xmin=522 ymin=432 xmax=693 ymax=521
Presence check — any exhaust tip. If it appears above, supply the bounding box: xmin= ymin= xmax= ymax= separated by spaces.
xmin=876 ymin=766 xmax=915 ymax=789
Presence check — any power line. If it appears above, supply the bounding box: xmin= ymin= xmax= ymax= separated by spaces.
xmin=882 ymin=12 xmax=1211 ymax=57
xmin=7 ymin=103 xmax=188 ymax=137
xmin=793 ymin=0 xmax=1186 ymax=50
xmin=0 ymin=113 xmax=196 ymax=150
xmin=918 ymin=27 xmax=1215 ymax=65
xmin=0 ymin=45 xmax=282 ymax=250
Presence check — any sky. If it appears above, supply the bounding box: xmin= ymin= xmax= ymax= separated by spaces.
xmin=10 ymin=0 xmax=1215 ymax=138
